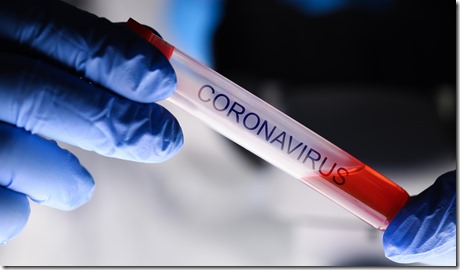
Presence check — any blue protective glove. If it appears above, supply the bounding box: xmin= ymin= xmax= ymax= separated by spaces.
xmin=383 ymin=170 xmax=456 ymax=265
xmin=0 ymin=0 xmax=183 ymax=244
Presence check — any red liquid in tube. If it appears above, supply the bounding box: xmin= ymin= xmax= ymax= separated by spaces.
xmin=302 ymin=165 xmax=409 ymax=230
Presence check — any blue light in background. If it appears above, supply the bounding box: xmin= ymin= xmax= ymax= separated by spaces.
xmin=169 ymin=0 xmax=224 ymax=67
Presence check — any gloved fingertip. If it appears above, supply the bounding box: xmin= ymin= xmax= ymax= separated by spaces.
xmin=95 ymin=31 xmax=178 ymax=103
xmin=0 ymin=188 xmax=30 ymax=243
xmin=31 ymin=146 xmax=96 ymax=211
xmin=0 ymin=124 xmax=96 ymax=212
xmin=154 ymin=114 xmax=184 ymax=162
xmin=141 ymin=106 xmax=184 ymax=163
xmin=101 ymin=102 xmax=184 ymax=163
xmin=119 ymin=22 xmax=178 ymax=103
xmin=127 ymin=120 xmax=184 ymax=163
xmin=65 ymin=162 xmax=96 ymax=211
xmin=117 ymin=53 xmax=177 ymax=103
xmin=41 ymin=163 xmax=96 ymax=211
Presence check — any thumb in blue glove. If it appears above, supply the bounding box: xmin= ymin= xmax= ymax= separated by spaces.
xmin=383 ymin=170 xmax=456 ymax=266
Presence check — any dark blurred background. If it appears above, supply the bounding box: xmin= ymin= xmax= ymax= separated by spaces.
xmin=213 ymin=0 xmax=456 ymax=168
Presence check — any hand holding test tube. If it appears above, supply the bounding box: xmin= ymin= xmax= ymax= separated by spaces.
xmin=127 ymin=18 xmax=409 ymax=230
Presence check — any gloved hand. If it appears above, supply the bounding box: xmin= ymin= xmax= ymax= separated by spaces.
xmin=0 ymin=0 xmax=183 ymax=244
xmin=383 ymin=170 xmax=456 ymax=266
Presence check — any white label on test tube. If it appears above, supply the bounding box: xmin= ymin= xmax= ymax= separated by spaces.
xmin=127 ymin=18 xmax=409 ymax=230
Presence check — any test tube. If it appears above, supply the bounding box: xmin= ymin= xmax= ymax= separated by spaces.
xmin=127 ymin=18 xmax=409 ymax=230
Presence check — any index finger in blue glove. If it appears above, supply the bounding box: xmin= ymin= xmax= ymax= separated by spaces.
xmin=0 ymin=0 xmax=175 ymax=103
xmin=383 ymin=170 xmax=456 ymax=265
xmin=0 ymin=53 xmax=183 ymax=162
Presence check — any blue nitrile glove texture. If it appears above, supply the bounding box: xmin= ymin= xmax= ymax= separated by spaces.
xmin=383 ymin=170 xmax=456 ymax=266
xmin=0 ymin=0 xmax=183 ymax=244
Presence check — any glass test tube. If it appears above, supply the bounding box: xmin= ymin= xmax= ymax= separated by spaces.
xmin=127 ymin=18 xmax=409 ymax=230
